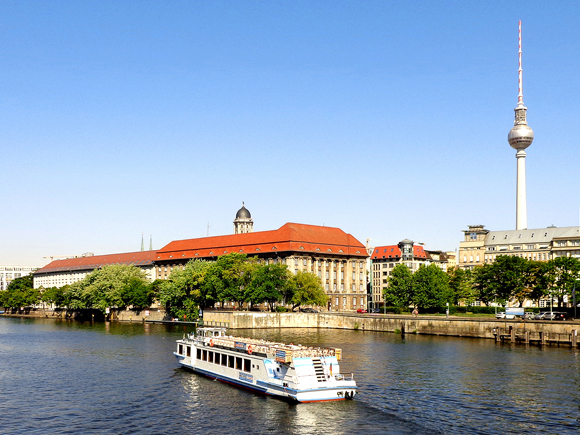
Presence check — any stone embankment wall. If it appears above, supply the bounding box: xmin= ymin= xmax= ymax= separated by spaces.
xmin=203 ymin=311 xmax=579 ymax=339
xmin=1 ymin=308 xmax=167 ymax=322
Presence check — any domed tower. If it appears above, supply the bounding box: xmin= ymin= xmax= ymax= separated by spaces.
xmin=398 ymin=239 xmax=414 ymax=262
xmin=233 ymin=202 xmax=253 ymax=234
xmin=508 ymin=21 xmax=534 ymax=230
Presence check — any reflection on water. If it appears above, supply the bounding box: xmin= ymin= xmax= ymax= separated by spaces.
xmin=0 ymin=318 xmax=578 ymax=434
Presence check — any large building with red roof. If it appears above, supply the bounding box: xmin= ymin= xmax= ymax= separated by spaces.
xmin=156 ymin=222 xmax=369 ymax=312
xmin=33 ymin=251 xmax=157 ymax=289
xmin=32 ymin=204 xmax=369 ymax=312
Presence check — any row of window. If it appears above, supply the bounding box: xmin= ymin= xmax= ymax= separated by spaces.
xmin=198 ymin=348 xmax=252 ymax=373
xmin=329 ymin=297 xmax=364 ymax=307
xmin=177 ymin=344 xmax=255 ymax=373
xmin=324 ymin=283 xmax=365 ymax=292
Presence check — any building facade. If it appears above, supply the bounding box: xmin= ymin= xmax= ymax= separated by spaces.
xmin=155 ymin=222 xmax=369 ymax=311
xmin=33 ymin=251 xmax=157 ymax=289
xmin=458 ymin=225 xmax=580 ymax=269
xmin=370 ymin=240 xmax=452 ymax=307
xmin=1 ymin=266 xmax=40 ymax=291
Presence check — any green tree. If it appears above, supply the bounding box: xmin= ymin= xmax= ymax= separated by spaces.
xmin=551 ymin=257 xmax=580 ymax=307
xmin=248 ymin=263 xmax=289 ymax=310
xmin=204 ymin=253 xmax=251 ymax=309
xmin=447 ymin=267 xmax=475 ymax=305
xmin=472 ymin=256 xmax=523 ymax=306
xmin=411 ymin=264 xmax=452 ymax=311
xmin=67 ymin=264 xmax=151 ymax=313
xmin=159 ymin=260 xmax=211 ymax=319
xmin=41 ymin=285 xmax=67 ymax=308
xmin=2 ymin=275 xmax=40 ymax=309
xmin=384 ymin=264 xmax=413 ymax=308
xmin=287 ymin=271 xmax=328 ymax=311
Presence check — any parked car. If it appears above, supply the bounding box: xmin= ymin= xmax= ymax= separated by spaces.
xmin=299 ymin=308 xmax=319 ymax=313
xmin=534 ymin=312 xmax=549 ymax=320
xmin=545 ymin=311 xmax=567 ymax=321
xmin=370 ymin=308 xmax=381 ymax=313
xmin=524 ymin=312 xmax=535 ymax=319
xmin=495 ymin=312 xmax=515 ymax=319
xmin=356 ymin=309 xmax=367 ymax=313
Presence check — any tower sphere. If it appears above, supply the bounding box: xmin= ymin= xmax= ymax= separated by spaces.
xmin=508 ymin=123 xmax=534 ymax=150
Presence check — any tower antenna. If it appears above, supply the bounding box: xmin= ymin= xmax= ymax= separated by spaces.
xmin=518 ymin=20 xmax=523 ymax=106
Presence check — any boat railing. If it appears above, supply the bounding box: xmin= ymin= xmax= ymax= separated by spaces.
xmin=197 ymin=335 xmax=340 ymax=361
xmin=334 ymin=373 xmax=354 ymax=382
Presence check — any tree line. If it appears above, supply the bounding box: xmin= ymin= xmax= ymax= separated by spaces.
xmin=0 ymin=253 xmax=328 ymax=319
xmin=384 ymin=255 xmax=580 ymax=311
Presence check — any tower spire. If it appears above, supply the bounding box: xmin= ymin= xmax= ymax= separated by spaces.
xmin=149 ymin=234 xmax=152 ymax=251
xmin=518 ymin=20 xmax=523 ymax=107
xmin=508 ymin=21 xmax=534 ymax=231
xmin=141 ymin=233 xmax=144 ymax=251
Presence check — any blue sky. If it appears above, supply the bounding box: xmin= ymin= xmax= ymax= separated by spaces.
xmin=2 ymin=1 xmax=579 ymax=265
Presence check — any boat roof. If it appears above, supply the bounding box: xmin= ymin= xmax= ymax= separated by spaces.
xmin=192 ymin=327 xmax=342 ymax=362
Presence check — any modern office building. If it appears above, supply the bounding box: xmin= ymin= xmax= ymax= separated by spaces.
xmin=0 ymin=266 xmax=40 ymax=291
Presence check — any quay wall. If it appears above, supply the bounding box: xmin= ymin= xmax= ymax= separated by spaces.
xmin=203 ymin=311 xmax=580 ymax=339
xmin=1 ymin=308 xmax=166 ymax=322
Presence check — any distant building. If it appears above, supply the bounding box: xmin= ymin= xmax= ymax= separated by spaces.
xmin=458 ymin=225 xmax=580 ymax=269
xmin=156 ymin=222 xmax=369 ymax=311
xmin=370 ymin=240 xmax=450 ymax=307
xmin=458 ymin=225 xmax=489 ymax=270
xmin=0 ymin=266 xmax=40 ymax=291
xmin=33 ymin=251 xmax=157 ymax=289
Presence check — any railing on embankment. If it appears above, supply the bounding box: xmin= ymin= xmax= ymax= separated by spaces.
xmin=495 ymin=325 xmax=579 ymax=347
xmin=202 ymin=311 xmax=580 ymax=348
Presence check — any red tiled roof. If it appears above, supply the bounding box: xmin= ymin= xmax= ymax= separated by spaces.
xmin=35 ymin=251 xmax=156 ymax=275
xmin=156 ymin=223 xmax=367 ymax=261
xmin=371 ymin=244 xmax=427 ymax=260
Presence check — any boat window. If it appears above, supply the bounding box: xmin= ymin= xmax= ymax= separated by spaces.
xmin=186 ymin=346 xmax=191 ymax=357
xmin=244 ymin=359 xmax=251 ymax=373
xmin=221 ymin=354 xmax=227 ymax=367
xmin=228 ymin=355 xmax=234 ymax=368
xmin=197 ymin=349 xmax=201 ymax=359
xmin=236 ymin=357 xmax=242 ymax=370
xmin=178 ymin=344 xmax=183 ymax=355
xmin=203 ymin=350 xmax=207 ymax=361
xmin=215 ymin=353 xmax=221 ymax=365
xmin=208 ymin=351 xmax=214 ymax=363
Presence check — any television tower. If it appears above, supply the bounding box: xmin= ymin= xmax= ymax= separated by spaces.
xmin=508 ymin=21 xmax=534 ymax=230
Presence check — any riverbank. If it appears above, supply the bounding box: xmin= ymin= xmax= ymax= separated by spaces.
xmin=3 ymin=309 xmax=579 ymax=347
xmin=203 ymin=311 xmax=580 ymax=345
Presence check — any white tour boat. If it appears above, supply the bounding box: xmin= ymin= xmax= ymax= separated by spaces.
xmin=174 ymin=327 xmax=357 ymax=402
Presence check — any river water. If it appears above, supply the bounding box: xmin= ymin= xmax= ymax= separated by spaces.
xmin=0 ymin=317 xmax=578 ymax=434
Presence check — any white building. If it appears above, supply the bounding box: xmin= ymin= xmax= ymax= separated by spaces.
xmin=0 ymin=266 xmax=40 ymax=290
xmin=33 ymin=251 xmax=157 ymax=289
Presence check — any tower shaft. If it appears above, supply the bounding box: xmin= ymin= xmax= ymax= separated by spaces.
xmin=516 ymin=150 xmax=527 ymax=230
